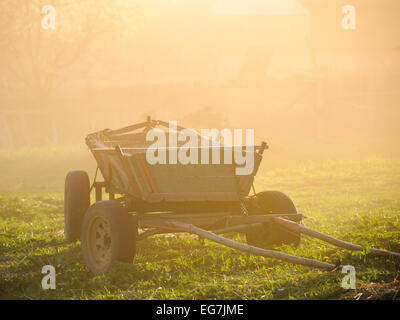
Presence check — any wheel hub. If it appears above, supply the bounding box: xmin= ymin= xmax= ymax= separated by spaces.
xmin=88 ymin=217 xmax=112 ymax=266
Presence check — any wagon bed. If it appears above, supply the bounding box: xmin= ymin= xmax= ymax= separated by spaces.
xmin=85 ymin=118 xmax=264 ymax=204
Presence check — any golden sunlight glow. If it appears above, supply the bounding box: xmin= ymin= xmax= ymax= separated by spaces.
xmin=0 ymin=0 xmax=400 ymax=301
xmin=212 ymin=0 xmax=308 ymax=15
xmin=0 ymin=0 xmax=399 ymax=153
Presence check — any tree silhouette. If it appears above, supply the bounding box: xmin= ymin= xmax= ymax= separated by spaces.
xmin=0 ymin=0 xmax=138 ymax=108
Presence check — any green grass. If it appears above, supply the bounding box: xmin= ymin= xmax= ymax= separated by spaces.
xmin=0 ymin=153 xmax=399 ymax=299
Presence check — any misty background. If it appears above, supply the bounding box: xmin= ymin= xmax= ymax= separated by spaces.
xmin=0 ymin=0 xmax=399 ymax=160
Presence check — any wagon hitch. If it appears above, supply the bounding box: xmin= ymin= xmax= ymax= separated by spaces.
xmin=140 ymin=218 xmax=337 ymax=271
xmin=273 ymin=217 xmax=400 ymax=259
xmin=139 ymin=217 xmax=400 ymax=271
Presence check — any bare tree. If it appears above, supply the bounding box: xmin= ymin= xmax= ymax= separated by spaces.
xmin=0 ymin=0 xmax=138 ymax=108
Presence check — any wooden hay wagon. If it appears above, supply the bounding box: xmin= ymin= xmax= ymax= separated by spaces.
xmin=64 ymin=118 xmax=400 ymax=275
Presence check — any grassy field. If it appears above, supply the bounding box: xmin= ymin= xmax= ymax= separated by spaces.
xmin=0 ymin=148 xmax=399 ymax=299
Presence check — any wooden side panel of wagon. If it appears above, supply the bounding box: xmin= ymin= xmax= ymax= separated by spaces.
xmin=92 ymin=147 xmax=262 ymax=203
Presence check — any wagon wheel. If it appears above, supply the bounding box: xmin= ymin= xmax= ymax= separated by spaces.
xmin=245 ymin=191 xmax=302 ymax=249
xmin=64 ymin=171 xmax=90 ymax=242
xmin=81 ymin=200 xmax=137 ymax=275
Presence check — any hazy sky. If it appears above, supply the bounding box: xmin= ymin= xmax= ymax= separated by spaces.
xmin=212 ymin=0 xmax=308 ymax=15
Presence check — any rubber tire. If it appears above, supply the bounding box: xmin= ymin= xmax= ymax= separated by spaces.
xmin=64 ymin=171 xmax=90 ymax=242
xmin=245 ymin=191 xmax=301 ymax=249
xmin=81 ymin=200 xmax=137 ymax=275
